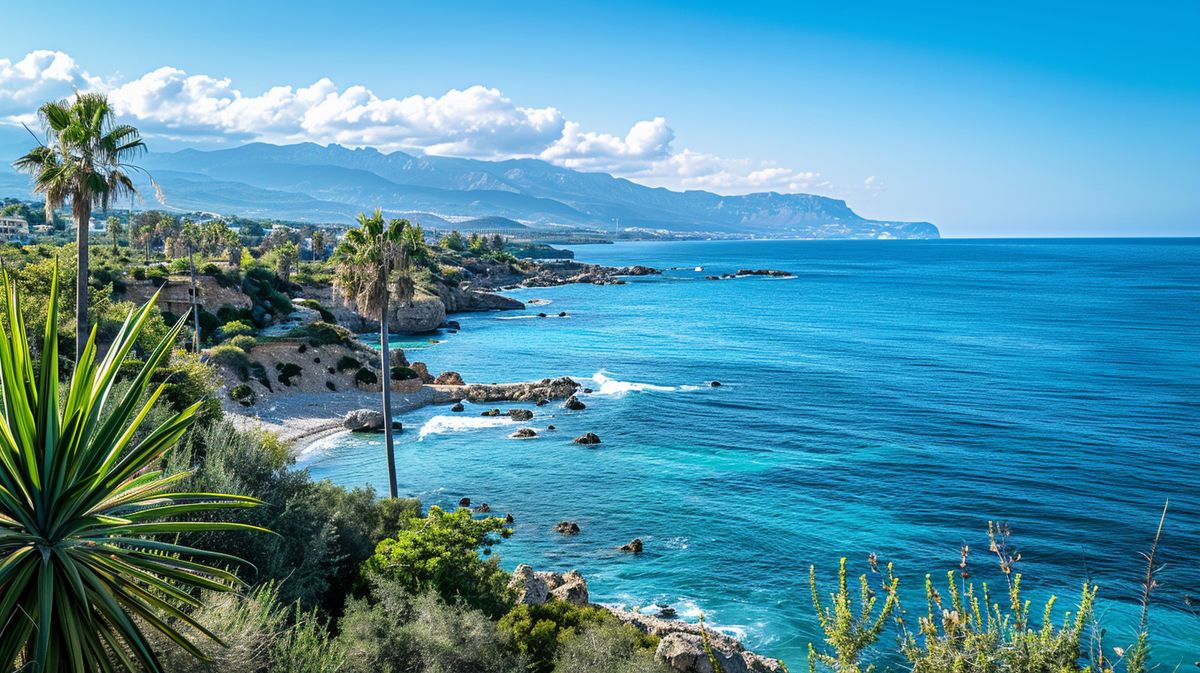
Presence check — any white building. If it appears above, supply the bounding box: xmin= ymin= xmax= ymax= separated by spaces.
xmin=0 ymin=215 xmax=30 ymax=243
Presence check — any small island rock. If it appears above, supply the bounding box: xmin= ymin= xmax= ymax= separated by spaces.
xmin=573 ymin=432 xmax=601 ymax=445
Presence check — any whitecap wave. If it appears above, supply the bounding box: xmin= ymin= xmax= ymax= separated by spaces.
xmin=294 ymin=430 xmax=350 ymax=463
xmin=590 ymin=371 xmax=675 ymax=395
xmin=418 ymin=415 xmax=514 ymax=440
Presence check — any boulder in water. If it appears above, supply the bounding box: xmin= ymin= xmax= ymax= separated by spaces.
xmin=481 ymin=408 xmax=501 ymax=417
xmin=458 ymin=497 xmax=471 ymax=508
xmin=710 ymin=380 xmax=722 ymax=387
xmin=451 ymin=402 xmax=465 ymax=412
xmin=619 ymin=538 xmax=643 ymax=553
xmin=564 ymin=395 xmax=586 ymax=411
xmin=508 ymin=408 xmax=534 ymax=421
xmin=554 ymin=521 xmax=581 ymax=535
xmin=573 ymin=432 xmax=601 ymax=445
xmin=510 ymin=428 xmax=538 ymax=439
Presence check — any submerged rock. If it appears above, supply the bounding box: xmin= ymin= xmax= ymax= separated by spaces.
xmin=573 ymin=432 xmax=601 ymax=445
xmin=554 ymin=521 xmax=581 ymax=535
xmin=451 ymin=402 xmax=465 ymax=412
xmin=458 ymin=497 xmax=471 ymax=507
xmin=710 ymin=380 xmax=722 ymax=387
xmin=619 ymin=538 xmax=643 ymax=553
xmin=481 ymin=408 xmax=501 ymax=417
xmin=510 ymin=428 xmax=538 ymax=439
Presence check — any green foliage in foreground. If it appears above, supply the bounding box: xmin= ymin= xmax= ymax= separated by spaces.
xmin=499 ymin=600 xmax=659 ymax=673
xmin=365 ymin=505 xmax=515 ymax=618
xmin=807 ymin=519 xmax=1169 ymax=673
xmin=0 ymin=267 xmax=263 ymax=673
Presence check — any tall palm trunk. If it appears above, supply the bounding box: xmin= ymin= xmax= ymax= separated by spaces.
xmin=188 ymin=242 xmax=201 ymax=351
xmin=74 ymin=200 xmax=91 ymax=361
xmin=379 ymin=292 xmax=398 ymax=498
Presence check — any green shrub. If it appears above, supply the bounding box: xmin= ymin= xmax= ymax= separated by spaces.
xmin=201 ymin=262 xmax=221 ymax=275
xmin=337 ymin=585 xmax=521 ymax=673
xmin=153 ymin=350 xmax=224 ymax=420
xmin=288 ymin=321 xmax=352 ymax=346
xmin=499 ymin=601 xmax=635 ymax=673
xmin=167 ymin=420 xmax=419 ymax=614
xmin=338 ymin=355 xmax=362 ymax=372
xmin=147 ymin=265 xmax=169 ymax=280
xmin=147 ymin=583 xmax=344 ymax=673
xmin=229 ymin=334 xmax=257 ymax=351
xmin=296 ymin=298 xmax=337 ymax=323
xmin=355 ymin=367 xmax=378 ymax=386
xmin=276 ymin=361 xmax=304 ymax=386
xmin=131 ymin=266 xmax=146 ymax=280
xmin=169 ymin=256 xmax=191 ymax=273
xmin=391 ymin=365 xmax=419 ymax=381
xmin=365 ymin=506 xmax=514 ymax=618
xmin=220 ymin=319 xmax=257 ymax=338
xmin=229 ymin=383 xmax=256 ymax=406
xmin=210 ymin=343 xmax=250 ymax=380
xmin=551 ymin=622 xmax=668 ymax=673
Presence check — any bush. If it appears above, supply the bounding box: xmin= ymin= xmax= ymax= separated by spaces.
xmin=276 ymin=361 xmax=304 ymax=386
xmin=338 ymin=355 xmax=362 ymax=372
xmin=146 ymin=265 xmax=169 ymax=280
xmin=355 ymin=367 xmax=378 ymax=386
xmin=147 ymin=583 xmax=344 ymax=673
xmin=229 ymin=383 xmax=255 ymax=406
xmin=201 ymin=262 xmax=221 ymax=275
xmin=288 ymin=321 xmax=352 ymax=346
xmin=391 ymin=365 xmax=419 ymax=381
xmin=153 ymin=351 xmax=223 ymax=421
xmin=209 ymin=343 xmax=250 ymax=380
xmin=131 ymin=266 xmax=146 ymax=280
xmin=229 ymin=334 xmax=257 ymax=351
xmin=296 ymin=298 xmax=337 ymax=323
xmin=167 ymin=420 xmax=419 ymax=614
xmin=338 ymin=585 xmax=521 ymax=673
xmin=552 ymin=623 xmax=668 ymax=673
xmin=499 ymin=601 xmax=636 ymax=673
xmin=365 ymin=506 xmax=514 ymax=618
xmin=219 ymin=319 xmax=257 ymax=339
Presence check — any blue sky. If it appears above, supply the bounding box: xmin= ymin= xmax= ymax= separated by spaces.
xmin=2 ymin=0 xmax=1197 ymax=236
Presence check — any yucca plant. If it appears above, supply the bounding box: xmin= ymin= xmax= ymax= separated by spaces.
xmin=0 ymin=264 xmax=265 ymax=672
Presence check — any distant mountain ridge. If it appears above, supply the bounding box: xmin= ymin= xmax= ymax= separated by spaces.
xmin=0 ymin=127 xmax=937 ymax=238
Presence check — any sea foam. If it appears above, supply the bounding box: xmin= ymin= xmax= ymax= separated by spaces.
xmin=590 ymin=371 xmax=675 ymax=395
xmin=418 ymin=415 xmax=514 ymax=440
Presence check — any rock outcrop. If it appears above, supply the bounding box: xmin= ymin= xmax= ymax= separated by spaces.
xmin=573 ymin=432 xmax=601 ymax=445
xmin=508 ymin=565 xmax=590 ymax=607
xmin=509 ymin=566 xmax=783 ymax=673
xmin=554 ymin=521 xmax=581 ymax=535
xmin=453 ymin=377 xmax=579 ymax=404
xmin=619 ymin=538 xmax=643 ymax=553
xmin=510 ymin=428 xmax=538 ymax=439
xmin=389 ymin=293 xmax=447 ymax=333
xmin=507 ymin=408 xmax=534 ymax=421
xmin=564 ymin=395 xmax=586 ymax=410
xmin=342 ymin=409 xmax=401 ymax=433
xmin=434 ymin=371 xmax=465 ymax=386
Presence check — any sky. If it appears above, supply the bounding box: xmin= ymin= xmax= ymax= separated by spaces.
xmin=1 ymin=0 xmax=1197 ymax=237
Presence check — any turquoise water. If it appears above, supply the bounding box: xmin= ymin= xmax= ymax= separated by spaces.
xmin=302 ymin=239 xmax=1200 ymax=665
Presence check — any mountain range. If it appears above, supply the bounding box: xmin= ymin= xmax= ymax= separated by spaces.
xmin=0 ymin=128 xmax=937 ymax=239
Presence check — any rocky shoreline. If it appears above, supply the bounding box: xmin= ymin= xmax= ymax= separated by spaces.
xmin=509 ymin=565 xmax=784 ymax=673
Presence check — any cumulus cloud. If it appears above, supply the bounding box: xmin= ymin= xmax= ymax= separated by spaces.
xmin=0 ymin=50 xmax=103 ymax=117
xmin=0 ymin=50 xmax=839 ymax=194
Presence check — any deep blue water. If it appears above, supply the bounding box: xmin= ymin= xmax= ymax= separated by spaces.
xmin=303 ymin=239 xmax=1200 ymax=665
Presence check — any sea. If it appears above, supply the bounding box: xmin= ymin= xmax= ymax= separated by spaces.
xmin=300 ymin=238 xmax=1200 ymax=666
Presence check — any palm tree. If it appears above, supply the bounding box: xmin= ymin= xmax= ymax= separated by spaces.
xmin=332 ymin=210 xmax=420 ymax=498
xmin=106 ymin=214 xmax=123 ymax=253
xmin=0 ymin=264 xmax=264 ymax=672
xmin=13 ymin=93 xmax=146 ymax=362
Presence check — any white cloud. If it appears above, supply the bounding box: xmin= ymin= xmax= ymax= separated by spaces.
xmin=0 ymin=50 xmax=844 ymax=195
xmin=0 ymin=50 xmax=103 ymax=117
